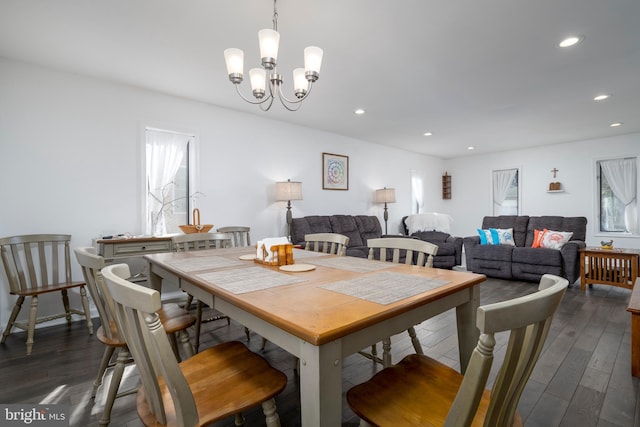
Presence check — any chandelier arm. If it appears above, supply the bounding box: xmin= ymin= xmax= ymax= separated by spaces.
xmin=258 ymin=94 xmax=276 ymax=111
xmin=276 ymin=82 xmax=314 ymax=106
xmin=233 ymin=84 xmax=274 ymax=105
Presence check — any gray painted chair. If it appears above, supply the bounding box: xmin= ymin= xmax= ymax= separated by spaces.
xmin=101 ymin=263 xmax=287 ymax=427
xmin=363 ymin=237 xmax=439 ymax=367
xmin=347 ymin=274 xmax=569 ymax=426
xmin=217 ymin=226 xmax=251 ymax=248
xmin=172 ymin=232 xmax=232 ymax=352
xmin=74 ymin=246 xmax=195 ymax=426
xmin=304 ymin=232 xmax=349 ymax=256
xmin=0 ymin=234 xmax=93 ymax=355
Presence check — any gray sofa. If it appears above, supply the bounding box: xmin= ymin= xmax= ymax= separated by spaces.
xmin=401 ymin=216 xmax=463 ymax=269
xmin=463 ymin=215 xmax=587 ymax=284
xmin=290 ymin=215 xmax=382 ymax=258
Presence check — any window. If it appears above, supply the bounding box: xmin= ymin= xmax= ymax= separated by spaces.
xmin=597 ymin=157 xmax=638 ymax=234
xmin=410 ymin=170 xmax=425 ymax=214
xmin=492 ymin=168 xmax=519 ymax=215
xmin=144 ymin=127 xmax=197 ymax=236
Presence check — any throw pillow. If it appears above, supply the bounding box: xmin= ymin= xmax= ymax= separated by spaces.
xmin=532 ymin=229 xmax=547 ymax=248
xmin=540 ymin=229 xmax=573 ymax=250
xmin=477 ymin=229 xmax=494 ymax=245
xmin=490 ymin=228 xmax=515 ymax=246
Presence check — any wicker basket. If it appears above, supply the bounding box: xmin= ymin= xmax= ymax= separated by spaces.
xmin=179 ymin=208 xmax=213 ymax=234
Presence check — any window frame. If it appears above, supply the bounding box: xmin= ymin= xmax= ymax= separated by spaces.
xmin=140 ymin=124 xmax=200 ymax=236
xmin=593 ymin=155 xmax=639 ymax=238
xmin=490 ymin=167 xmax=520 ymax=216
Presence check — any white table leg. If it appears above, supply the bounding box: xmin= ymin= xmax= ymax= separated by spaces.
xmin=298 ymin=339 xmax=342 ymax=427
xmin=455 ymin=284 xmax=480 ymax=373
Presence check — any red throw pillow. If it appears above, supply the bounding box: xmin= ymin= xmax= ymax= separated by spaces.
xmin=532 ymin=229 xmax=547 ymax=248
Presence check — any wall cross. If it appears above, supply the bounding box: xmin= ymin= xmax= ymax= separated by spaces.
xmin=551 ymin=168 xmax=559 ymax=178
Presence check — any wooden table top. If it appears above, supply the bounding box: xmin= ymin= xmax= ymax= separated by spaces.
xmin=145 ymin=248 xmax=486 ymax=345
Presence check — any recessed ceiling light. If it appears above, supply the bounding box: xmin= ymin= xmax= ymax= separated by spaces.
xmin=594 ymin=94 xmax=610 ymax=101
xmin=558 ymin=36 xmax=583 ymax=48
xmin=423 ymin=132 xmax=433 ymax=136
xmin=467 ymin=146 xmax=475 ymax=150
xmin=354 ymin=109 xmax=365 ymax=115
xmin=609 ymin=122 xmax=622 ymax=127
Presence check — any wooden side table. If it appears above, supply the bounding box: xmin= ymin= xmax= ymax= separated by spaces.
xmin=580 ymin=247 xmax=640 ymax=291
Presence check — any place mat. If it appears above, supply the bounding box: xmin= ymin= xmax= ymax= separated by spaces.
xmin=165 ymin=255 xmax=244 ymax=272
xmin=196 ymin=266 xmax=305 ymax=294
xmin=320 ymin=272 xmax=449 ymax=305
xmin=310 ymin=256 xmax=395 ymax=273
xmin=279 ymin=264 xmax=316 ymax=272
xmin=292 ymin=248 xmax=332 ymax=259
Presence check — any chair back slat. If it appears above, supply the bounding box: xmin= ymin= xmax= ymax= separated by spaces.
xmin=445 ymin=274 xmax=568 ymax=427
xmin=367 ymin=237 xmax=438 ymax=267
xmin=217 ymin=226 xmax=251 ymax=247
xmin=172 ymin=232 xmax=231 ymax=252
xmin=304 ymin=233 xmax=349 ymax=256
xmin=102 ymin=263 xmax=199 ymax=427
xmin=0 ymin=234 xmax=73 ymax=293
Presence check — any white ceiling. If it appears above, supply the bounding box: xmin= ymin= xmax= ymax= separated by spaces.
xmin=1 ymin=0 xmax=639 ymax=159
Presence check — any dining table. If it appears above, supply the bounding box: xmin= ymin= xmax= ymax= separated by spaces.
xmin=144 ymin=247 xmax=486 ymax=427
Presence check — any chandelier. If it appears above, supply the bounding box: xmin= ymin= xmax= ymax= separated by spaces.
xmin=223 ymin=0 xmax=323 ymax=111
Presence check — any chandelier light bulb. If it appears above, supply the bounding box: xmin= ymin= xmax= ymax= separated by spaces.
xmin=293 ymin=68 xmax=308 ymax=98
xmin=249 ymin=68 xmax=267 ymax=98
xmin=258 ymin=29 xmax=280 ymax=69
xmin=224 ymin=48 xmax=244 ymax=83
xmin=304 ymin=46 xmax=323 ymax=81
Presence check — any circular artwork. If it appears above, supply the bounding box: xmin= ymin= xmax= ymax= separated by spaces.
xmin=327 ymin=159 xmax=345 ymax=184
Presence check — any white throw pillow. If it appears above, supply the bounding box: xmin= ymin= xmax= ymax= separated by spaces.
xmin=540 ymin=230 xmax=573 ymax=250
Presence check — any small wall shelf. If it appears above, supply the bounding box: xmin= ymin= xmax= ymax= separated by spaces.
xmin=546 ymin=190 xmax=565 ymax=193
xmin=442 ymin=173 xmax=451 ymax=199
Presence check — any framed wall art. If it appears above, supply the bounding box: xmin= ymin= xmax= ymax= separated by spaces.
xmin=322 ymin=152 xmax=349 ymax=190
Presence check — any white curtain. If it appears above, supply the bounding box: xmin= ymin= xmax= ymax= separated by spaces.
xmin=411 ymin=170 xmax=425 ymax=214
xmin=600 ymin=158 xmax=638 ymax=233
xmin=492 ymin=169 xmax=517 ymax=215
xmin=145 ymin=129 xmax=188 ymax=235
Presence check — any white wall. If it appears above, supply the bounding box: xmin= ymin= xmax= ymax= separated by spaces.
xmin=0 ymin=58 xmax=446 ymax=329
xmin=445 ymin=134 xmax=640 ymax=249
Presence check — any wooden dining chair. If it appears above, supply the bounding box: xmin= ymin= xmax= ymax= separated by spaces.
xmin=74 ymin=246 xmax=196 ymax=426
xmin=362 ymin=237 xmax=439 ymax=367
xmin=347 ymin=274 xmax=569 ymax=427
xmin=101 ymin=263 xmax=288 ymax=427
xmin=304 ymin=233 xmax=349 ymax=256
xmin=217 ymin=226 xmax=251 ymax=247
xmin=172 ymin=232 xmax=232 ymax=352
xmin=0 ymin=234 xmax=93 ymax=355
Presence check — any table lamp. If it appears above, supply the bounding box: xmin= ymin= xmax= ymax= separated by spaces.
xmin=374 ymin=187 xmax=396 ymax=234
xmin=276 ymin=179 xmax=303 ymax=241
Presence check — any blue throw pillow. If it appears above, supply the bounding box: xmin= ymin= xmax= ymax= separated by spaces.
xmin=490 ymin=228 xmax=515 ymax=245
xmin=477 ymin=228 xmax=493 ymax=245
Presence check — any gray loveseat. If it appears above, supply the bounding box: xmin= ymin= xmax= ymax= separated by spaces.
xmin=290 ymin=215 xmax=382 ymax=258
xmin=463 ymin=215 xmax=587 ymax=284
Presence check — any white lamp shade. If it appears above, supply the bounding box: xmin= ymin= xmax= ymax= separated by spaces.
xmin=276 ymin=180 xmax=303 ymax=201
xmin=374 ymin=188 xmax=396 ymax=204
xmin=304 ymin=46 xmax=323 ymax=74
xmin=293 ymin=68 xmax=307 ymax=92
xmin=258 ymin=29 xmax=280 ymax=60
xmin=249 ymin=68 xmax=266 ymax=92
xmin=224 ymin=48 xmax=244 ymax=75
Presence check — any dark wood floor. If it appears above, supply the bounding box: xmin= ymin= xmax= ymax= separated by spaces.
xmin=1 ymin=278 xmax=639 ymax=426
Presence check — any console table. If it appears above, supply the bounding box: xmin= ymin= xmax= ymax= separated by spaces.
xmin=96 ymin=236 xmax=173 ymax=259
xmin=580 ymin=247 xmax=640 ymax=291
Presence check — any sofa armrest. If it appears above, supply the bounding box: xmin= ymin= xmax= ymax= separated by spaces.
xmin=560 ymin=240 xmax=586 ymax=284
xmin=463 ymin=236 xmax=481 ymax=269
xmin=445 ymin=236 xmax=463 ymax=266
